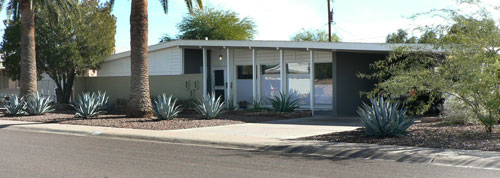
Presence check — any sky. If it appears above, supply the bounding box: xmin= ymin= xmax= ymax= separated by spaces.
xmin=0 ymin=0 xmax=499 ymax=53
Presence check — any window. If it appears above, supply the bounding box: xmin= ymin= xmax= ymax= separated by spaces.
xmin=237 ymin=66 xmax=253 ymax=79
xmin=315 ymin=63 xmax=333 ymax=105
xmin=287 ymin=63 xmax=310 ymax=105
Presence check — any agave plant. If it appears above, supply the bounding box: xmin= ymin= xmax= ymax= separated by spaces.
xmin=72 ymin=91 xmax=109 ymax=118
xmin=195 ymin=92 xmax=225 ymax=119
xmin=4 ymin=95 xmax=26 ymax=116
xmin=25 ymin=92 xmax=54 ymax=115
xmin=269 ymin=91 xmax=299 ymax=112
xmin=252 ymin=98 xmax=263 ymax=111
xmin=357 ymin=97 xmax=414 ymax=137
xmin=152 ymin=94 xmax=182 ymax=120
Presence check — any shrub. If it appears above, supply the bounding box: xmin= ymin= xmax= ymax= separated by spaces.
xmin=269 ymin=92 xmax=299 ymax=112
xmin=152 ymin=94 xmax=182 ymax=120
xmin=72 ymin=91 xmax=109 ymax=118
xmin=195 ymin=92 xmax=224 ymax=119
xmin=25 ymin=92 xmax=54 ymax=115
xmin=4 ymin=95 xmax=26 ymax=116
xmin=357 ymin=97 xmax=414 ymax=137
xmin=441 ymin=94 xmax=473 ymax=125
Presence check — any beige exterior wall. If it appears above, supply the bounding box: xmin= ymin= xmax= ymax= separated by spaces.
xmin=74 ymin=74 xmax=203 ymax=102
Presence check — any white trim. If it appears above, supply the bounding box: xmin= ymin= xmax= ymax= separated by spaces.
xmin=106 ymin=40 xmax=428 ymax=62
xmin=332 ymin=52 xmax=338 ymax=115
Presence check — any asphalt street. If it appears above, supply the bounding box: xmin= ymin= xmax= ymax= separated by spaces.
xmin=0 ymin=129 xmax=498 ymax=178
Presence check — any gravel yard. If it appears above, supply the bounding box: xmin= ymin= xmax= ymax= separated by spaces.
xmin=0 ymin=110 xmax=311 ymax=130
xmin=305 ymin=121 xmax=500 ymax=151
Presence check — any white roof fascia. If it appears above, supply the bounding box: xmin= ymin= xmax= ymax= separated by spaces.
xmin=105 ymin=40 xmax=430 ymax=62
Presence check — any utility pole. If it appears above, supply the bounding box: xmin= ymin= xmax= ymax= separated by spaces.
xmin=327 ymin=0 xmax=333 ymax=42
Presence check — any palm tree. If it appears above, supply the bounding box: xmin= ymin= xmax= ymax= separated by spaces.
xmin=128 ymin=0 xmax=202 ymax=117
xmin=0 ymin=0 xmax=76 ymax=97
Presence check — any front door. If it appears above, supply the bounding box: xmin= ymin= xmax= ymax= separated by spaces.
xmin=213 ymin=69 xmax=225 ymax=101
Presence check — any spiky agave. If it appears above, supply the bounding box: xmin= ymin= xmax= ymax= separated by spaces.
xmin=195 ymin=92 xmax=225 ymax=119
xmin=269 ymin=91 xmax=299 ymax=113
xmin=357 ymin=97 xmax=414 ymax=137
xmin=4 ymin=95 xmax=26 ymax=116
xmin=25 ymin=92 xmax=54 ymax=115
xmin=72 ymin=91 xmax=109 ymax=118
xmin=152 ymin=94 xmax=182 ymax=120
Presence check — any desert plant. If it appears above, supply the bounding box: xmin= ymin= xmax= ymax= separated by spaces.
xmin=252 ymin=98 xmax=263 ymax=111
xmin=269 ymin=92 xmax=299 ymax=112
xmin=195 ymin=92 xmax=225 ymax=119
xmin=25 ymin=92 xmax=54 ymax=115
xmin=357 ymin=97 xmax=414 ymax=137
xmin=4 ymin=95 xmax=26 ymax=116
xmin=441 ymin=94 xmax=473 ymax=125
xmin=72 ymin=91 xmax=109 ymax=118
xmin=152 ymin=94 xmax=182 ymax=120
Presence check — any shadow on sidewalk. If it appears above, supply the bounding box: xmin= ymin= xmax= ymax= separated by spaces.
xmin=0 ymin=122 xmax=52 ymax=129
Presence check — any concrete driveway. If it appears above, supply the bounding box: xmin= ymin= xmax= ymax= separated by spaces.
xmin=169 ymin=112 xmax=361 ymax=140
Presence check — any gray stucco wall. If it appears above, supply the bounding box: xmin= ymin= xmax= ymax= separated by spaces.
xmin=335 ymin=52 xmax=387 ymax=115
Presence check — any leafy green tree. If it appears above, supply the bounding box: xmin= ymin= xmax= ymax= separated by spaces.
xmin=290 ymin=28 xmax=340 ymax=42
xmin=0 ymin=0 xmax=76 ymax=97
xmin=386 ymin=29 xmax=417 ymax=43
xmin=372 ymin=2 xmax=500 ymax=133
xmin=1 ymin=0 xmax=116 ymax=103
xmin=386 ymin=28 xmax=439 ymax=44
xmin=162 ymin=8 xmax=256 ymax=42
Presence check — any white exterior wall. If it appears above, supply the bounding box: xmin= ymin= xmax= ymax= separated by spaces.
xmin=233 ymin=49 xmax=331 ymax=65
xmin=97 ymin=47 xmax=183 ymax=77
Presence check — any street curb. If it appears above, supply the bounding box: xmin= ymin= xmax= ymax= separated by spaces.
xmin=4 ymin=124 xmax=267 ymax=150
xmin=3 ymin=121 xmax=500 ymax=170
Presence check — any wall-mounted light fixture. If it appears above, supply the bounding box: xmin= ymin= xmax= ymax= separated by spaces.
xmin=219 ymin=55 xmax=223 ymax=61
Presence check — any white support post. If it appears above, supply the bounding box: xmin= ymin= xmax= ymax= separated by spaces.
xmin=202 ymin=48 xmax=207 ymax=99
xmin=310 ymin=50 xmax=315 ymax=115
xmin=226 ymin=48 xmax=232 ymax=106
xmin=252 ymin=48 xmax=257 ymax=102
xmin=279 ymin=49 xmax=286 ymax=93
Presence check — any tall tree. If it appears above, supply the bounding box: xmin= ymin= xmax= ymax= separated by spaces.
xmin=385 ymin=29 xmax=418 ymax=43
xmin=128 ymin=0 xmax=203 ymax=118
xmin=371 ymin=2 xmax=500 ymax=133
xmin=0 ymin=0 xmax=76 ymax=97
xmin=290 ymin=28 xmax=340 ymax=42
xmin=1 ymin=0 xmax=116 ymax=103
xmin=386 ymin=29 xmax=439 ymax=44
xmin=161 ymin=8 xmax=256 ymax=42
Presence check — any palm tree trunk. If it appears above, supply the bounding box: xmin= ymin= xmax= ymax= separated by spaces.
xmin=19 ymin=0 xmax=37 ymax=97
xmin=128 ymin=0 xmax=153 ymax=118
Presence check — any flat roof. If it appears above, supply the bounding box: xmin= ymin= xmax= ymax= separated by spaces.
xmin=107 ymin=40 xmax=428 ymax=61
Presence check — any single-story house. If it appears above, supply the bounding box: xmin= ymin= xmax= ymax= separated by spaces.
xmin=74 ymin=40 xmax=404 ymax=115
xmin=0 ymin=61 xmax=56 ymax=98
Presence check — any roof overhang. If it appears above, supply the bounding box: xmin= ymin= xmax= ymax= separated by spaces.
xmin=106 ymin=40 xmax=431 ymax=62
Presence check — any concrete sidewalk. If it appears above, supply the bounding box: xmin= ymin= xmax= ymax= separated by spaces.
xmin=1 ymin=116 xmax=500 ymax=170
xmin=0 ymin=115 xmax=360 ymax=147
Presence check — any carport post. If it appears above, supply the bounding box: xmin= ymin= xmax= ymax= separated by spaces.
xmin=202 ymin=48 xmax=207 ymax=99
xmin=252 ymin=48 xmax=257 ymax=102
xmin=226 ymin=48 xmax=232 ymax=106
xmin=280 ymin=49 xmax=286 ymax=93
xmin=310 ymin=50 xmax=315 ymax=115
